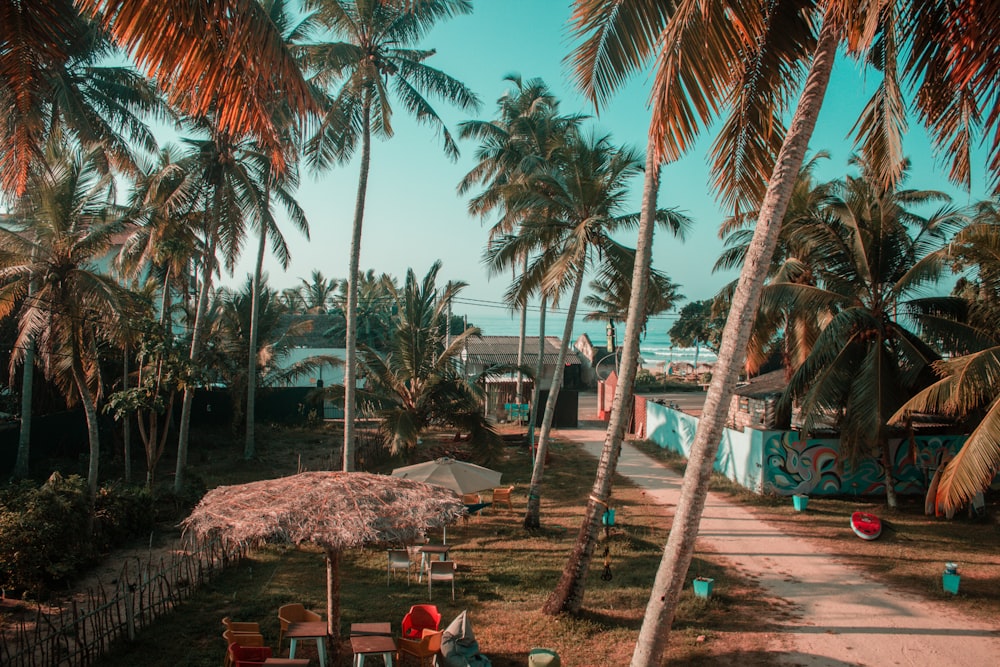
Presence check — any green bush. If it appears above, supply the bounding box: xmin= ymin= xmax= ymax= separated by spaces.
xmin=0 ymin=474 xmax=157 ymax=598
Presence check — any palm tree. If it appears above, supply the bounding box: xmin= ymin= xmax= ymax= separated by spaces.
xmin=1 ymin=0 xmax=162 ymax=198
xmin=0 ymin=143 xmax=141 ymax=495
xmin=302 ymin=0 xmax=479 ymax=471
xmin=77 ymin=0 xmax=320 ymax=175
xmin=299 ymin=270 xmax=339 ymax=313
xmin=565 ymin=1 xmax=1000 ymax=657
xmin=490 ymin=131 xmax=689 ymax=530
xmin=339 ymin=261 xmax=496 ymax=456
xmin=582 ymin=248 xmax=681 ymax=339
xmin=460 ymin=75 xmax=584 ymax=411
xmin=565 ymin=2 xmax=848 ymax=660
xmin=892 ymin=206 xmax=1000 ymax=513
xmin=173 ymin=127 xmax=275 ymax=491
xmin=774 ymin=155 xmax=964 ymax=508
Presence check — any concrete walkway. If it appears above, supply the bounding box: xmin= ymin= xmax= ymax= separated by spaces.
xmin=554 ymin=425 xmax=1000 ymax=667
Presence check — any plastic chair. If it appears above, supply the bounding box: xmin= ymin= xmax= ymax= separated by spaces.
xmin=398 ymin=629 xmax=442 ymax=667
xmin=278 ymin=603 xmax=322 ymax=652
xmin=228 ymin=643 xmax=273 ymax=667
xmin=388 ymin=548 xmax=412 ymax=585
xmin=492 ymin=486 xmax=514 ymax=511
xmin=460 ymin=493 xmax=481 ymax=504
xmin=222 ymin=616 xmax=261 ymax=634
xmin=401 ymin=604 xmax=441 ymax=640
xmin=427 ymin=560 xmax=456 ymax=601
xmin=223 ymin=630 xmax=265 ymax=667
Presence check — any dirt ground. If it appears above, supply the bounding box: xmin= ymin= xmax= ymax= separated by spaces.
xmin=560 ymin=423 xmax=1000 ymax=667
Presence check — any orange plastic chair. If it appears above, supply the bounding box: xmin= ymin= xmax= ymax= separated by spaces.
xmin=398 ymin=629 xmax=443 ymax=667
xmin=278 ymin=603 xmax=322 ymax=652
xmin=492 ymin=486 xmax=514 ymax=511
xmin=228 ymin=643 xmax=273 ymax=667
xmin=401 ymin=604 xmax=441 ymax=640
xmin=223 ymin=629 xmax=265 ymax=667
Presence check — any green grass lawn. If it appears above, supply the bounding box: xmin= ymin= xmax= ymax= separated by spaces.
xmin=93 ymin=427 xmax=779 ymax=666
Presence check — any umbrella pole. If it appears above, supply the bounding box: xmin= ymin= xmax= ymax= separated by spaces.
xmin=325 ymin=547 xmax=341 ymax=660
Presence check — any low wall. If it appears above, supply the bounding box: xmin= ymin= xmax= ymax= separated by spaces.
xmin=645 ymin=401 xmax=967 ymax=497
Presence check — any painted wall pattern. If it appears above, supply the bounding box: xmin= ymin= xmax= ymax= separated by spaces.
xmin=645 ymin=401 xmax=967 ymax=497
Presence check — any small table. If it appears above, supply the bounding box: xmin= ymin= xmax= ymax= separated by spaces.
xmin=350 ymin=622 xmax=395 ymax=667
xmin=287 ymin=621 xmax=329 ymax=667
xmin=417 ymin=544 xmax=451 ymax=582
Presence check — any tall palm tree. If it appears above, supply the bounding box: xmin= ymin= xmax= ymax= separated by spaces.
xmin=565 ymin=1 xmax=846 ymax=659
xmin=565 ymin=2 xmax=1000 ymax=661
xmin=173 ymin=127 xmax=275 ymax=491
xmin=302 ymin=0 xmax=479 ymax=471
xmin=774 ymin=155 xmax=964 ymax=508
xmin=490 ymin=131 xmax=689 ymax=530
xmin=460 ymin=75 xmax=584 ymax=411
xmin=0 ymin=143 xmax=141 ymax=495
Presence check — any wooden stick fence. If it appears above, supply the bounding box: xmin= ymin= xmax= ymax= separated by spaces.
xmin=0 ymin=539 xmax=246 ymax=667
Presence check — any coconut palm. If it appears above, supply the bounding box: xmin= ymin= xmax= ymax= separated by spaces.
xmin=0 ymin=143 xmax=142 ymax=495
xmin=490 ymin=131 xmax=690 ymax=529
xmin=564 ymin=1 xmax=863 ymax=659
xmin=299 ymin=270 xmax=339 ymax=313
xmin=582 ymin=248 xmax=681 ymax=337
xmin=460 ymin=75 xmax=584 ymax=411
xmin=1 ymin=0 xmax=163 ymax=199
xmin=892 ymin=206 xmax=1000 ymax=513
xmin=77 ymin=0 xmax=319 ymax=175
xmin=774 ymin=155 xmax=965 ymax=508
xmin=172 ymin=126 xmax=277 ymax=491
xmin=302 ymin=0 xmax=479 ymax=471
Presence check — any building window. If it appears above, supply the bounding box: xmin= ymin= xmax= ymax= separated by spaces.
xmin=738 ymin=397 xmax=750 ymax=413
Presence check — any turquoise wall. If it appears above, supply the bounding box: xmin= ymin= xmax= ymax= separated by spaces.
xmin=645 ymin=402 xmax=966 ymax=497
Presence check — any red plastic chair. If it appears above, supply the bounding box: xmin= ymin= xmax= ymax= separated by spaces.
xmin=401 ymin=604 xmax=441 ymax=639
xmin=228 ymin=643 xmax=273 ymax=667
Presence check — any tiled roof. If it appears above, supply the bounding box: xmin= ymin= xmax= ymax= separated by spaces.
xmin=463 ymin=335 xmax=574 ymax=366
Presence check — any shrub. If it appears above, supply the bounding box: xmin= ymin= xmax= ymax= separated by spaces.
xmin=0 ymin=475 xmax=158 ymax=598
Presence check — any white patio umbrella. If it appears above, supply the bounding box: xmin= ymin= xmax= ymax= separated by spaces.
xmin=391 ymin=457 xmax=502 ymax=495
xmin=391 ymin=458 xmax=502 ymax=543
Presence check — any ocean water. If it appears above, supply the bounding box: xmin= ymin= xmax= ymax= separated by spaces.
xmin=465 ymin=310 xmax=717 ymax=369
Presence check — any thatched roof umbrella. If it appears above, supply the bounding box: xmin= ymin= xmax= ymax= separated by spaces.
xmin=182 ymin=471 xmax=464 ymax=656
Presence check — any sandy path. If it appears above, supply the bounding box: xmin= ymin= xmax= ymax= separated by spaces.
xmin=556 ymin=426 xmax=1000 ymax=667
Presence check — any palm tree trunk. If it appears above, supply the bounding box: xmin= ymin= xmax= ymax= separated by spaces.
xmin=343 ymin=96 xmax=373 ymax=472
xmin=245 ymin=207 xmax=269 ymax=460
xmin=527 ymin=297 xmax=547 ymax=455
xmin=881 ymin=435 xmax=899 ymax=509
xmin=14 ymin=247 xmax=40 ymax=479
xmin=71 ymin=336 xmax=102 ymax=496
xmin=123 ymin=346 xmax=132 ymax=483
xmin=524 ymin=265 xmax=585 ymax=529
xmin=515 ymin=255 xmax=528 ymax=406
xmin=631 ymin=16 xmax=840 ymax=666
xmin=175 ymin=232 xmax=218 ymax=493
xmin=544 ymin=138 xmax=661 ymax=614
xmin=15 ymin=341 xmax=34 ymax=479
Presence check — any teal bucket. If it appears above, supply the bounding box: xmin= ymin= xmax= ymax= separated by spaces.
xmin=792 ymin=494 xmax=809 ymax=511
xmin=693 ymin=577 xmax=714 ymax=598
xmin=943 ymin=573 xmax=961 ymax=594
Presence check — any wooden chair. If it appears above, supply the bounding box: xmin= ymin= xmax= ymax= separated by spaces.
xmin=492 ymin=486 xmax=514 ymax=511
xmin=278 ymin=603 xmax=322 ymax=653
xmin=398 ymin=629 xmax=443 ymax=667
xmin=228 ymin=642 xmax=273 ymax=667
xmin=388 ymin=548 xmax=413 ymax=585
xmin=427 ymin=560 xmax=456 ymax=601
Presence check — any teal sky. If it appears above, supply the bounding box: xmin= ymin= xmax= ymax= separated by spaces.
xmin=232 ymin=1 xmax=990 ymax=323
